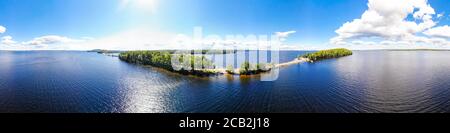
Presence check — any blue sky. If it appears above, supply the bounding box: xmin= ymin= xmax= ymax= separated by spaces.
xmin=1 ymin=0 xmax=450 ymax=50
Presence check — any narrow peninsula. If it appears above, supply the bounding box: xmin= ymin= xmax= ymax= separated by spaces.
xmin=117 ymin=48 xmax=353 ymax=77
xmin=299 ymin=48 xmax=353 ymax=62
xmin=119 ymin=51 xmax=218 ymax=76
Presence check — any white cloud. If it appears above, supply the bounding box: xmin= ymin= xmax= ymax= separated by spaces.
xmin=437 ymin=12 xmax=444 ymax=18
xmin=275 ymin=31 xmax=296 ymax=41
xmin=0 ymin=28 xmax=295 ymax=50
xmin=0 ymin=25 xmax=5 ymax=34
xmin=0 ymin=36 xmax=27 ymax=50
xmin=0 ymin=35 xmax=91 ymax=50
xmin=68 ymin=28 xmax=177 ymax=50
xmin=23 ymin=35 xmax=83 ymax=46
xmin=330 ymin=0 xmax=450 ymax=48
xmin=1 ymin=36 xmax=16 ymax=45
xmin=74 ymin=28 xmax=297 ymax=51
xmin=22 ymin=35 xmax=83 ymax=45
xmin=332 ymin=0 xmax=436 ymax=42
xmin=279 ymin=44 xmax=315 ymax=50
xmin=424 ymin=25 xmax=450 ymax=38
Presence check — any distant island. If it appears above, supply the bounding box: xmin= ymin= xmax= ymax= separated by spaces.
xmin=299 ymin=48 xmax=352 ymax=62
xmin=87 ymin=49 xmax=122 ymax=54
xmin=118 ymin=51 xmax=219 ymax=76
xmin=118 ymin=51 xmax=272 ymax=76
xmin=87 ymin=49 xmax=122 ymax=57
xmin=115 ymin=48 xmax=352 ymax=77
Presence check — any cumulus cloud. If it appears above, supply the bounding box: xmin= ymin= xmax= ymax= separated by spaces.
xmin=1 ymin=36 xmax=16 ymax=45
xmin=193 ymin=30 xmax=297 ymax=50
xmin=0 ymin=35 xmax=91 ymax=50
xmin=330 ymin=0 xmax=450 ymax=48
xmin=0 ymin=29 xmax=290 ymax=50
xmin=0 ymin=24 xmax=298 ymax=50
xmin=0 ymin=25 xmax=5 ymax=34
xmin=69 ymin=28 xmax=177 ymax=50
xmin=332 ymin=0 xmax=436 ymax=43
xmin=23 ymin=35 xmax=82 ymax=46
xmin=275 ymin=31 xmax=296 ymax=41
xmin=77 ymin=28 xmax=297 ymax=51
xmin=424 ymin=25 xmax=450 ymax=38
xmin=0 ymin=36 xmax=25 ymax=50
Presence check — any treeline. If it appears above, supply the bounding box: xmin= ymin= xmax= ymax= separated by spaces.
xmin=184 ymin=49 xmax=237 ymax=54
xmin=118 ymin=51 xmax=217 ymax=76
xmin=226 ymin=62 xmax=272 ymax=75
xmin=300 ymin=48 xmax=352 ymax=62
xmin=87 ymin=49 xmax=122 ymax=54
xmin=118 ymin=51 xmax=275 ymax=76
xmin=118 ymin=49 xmax=237 ymax=55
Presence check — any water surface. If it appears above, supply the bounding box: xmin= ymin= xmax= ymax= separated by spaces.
xmin=0 ymin=51 xmax=449 ymax=113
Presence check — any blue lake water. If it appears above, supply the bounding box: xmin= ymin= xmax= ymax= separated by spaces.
xmin=0 ymin=51 xmax=449 ymax=113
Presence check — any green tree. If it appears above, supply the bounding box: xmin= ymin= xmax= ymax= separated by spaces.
xmin=239 ymin=61 xmax=251 ymax=75
xmin=300 ymin=48 xmax=352 ymax=61
xmin=119 ymin=50 xmax=216 ymax=76
xmin=226 ymin=65 xmax=234 ymax=74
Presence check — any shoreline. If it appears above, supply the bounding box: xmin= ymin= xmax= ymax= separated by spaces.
xmin=274 ymin=57 xmax=309 ymax=68
xmin=116 ymin=49 xmax=351 ymax=77
xmin=170 ymin=57 xmax=309 ymax=76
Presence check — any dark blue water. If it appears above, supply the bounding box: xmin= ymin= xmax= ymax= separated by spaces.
xmin=0 ymin=51 xmax=449 ymax=113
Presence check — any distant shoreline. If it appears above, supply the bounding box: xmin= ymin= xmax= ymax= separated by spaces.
xmin=385 ymin=49 xmax=450 ymax=51
xmin=1 ymin=49 xmax=450 ymax=52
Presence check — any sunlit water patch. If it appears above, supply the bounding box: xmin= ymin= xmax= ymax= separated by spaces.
xmin=0 ymin=51 xmax=449 ymax=113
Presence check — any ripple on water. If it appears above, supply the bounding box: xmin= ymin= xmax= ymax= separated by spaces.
xmin=1 ymin=51 xmax=450 ymax=112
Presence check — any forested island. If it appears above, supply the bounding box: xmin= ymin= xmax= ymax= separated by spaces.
xmin=119 ymin=51 xmax=218 ymax=76
xmin=118 ymin=51 xmax=271 ymax=76
xmin=299 ymin=48 xmax=352 ymax=62
xmin=225 ymin=62 xmax=272 ymax=75
xmin=117 ymin=48 xmax=352 ymax=77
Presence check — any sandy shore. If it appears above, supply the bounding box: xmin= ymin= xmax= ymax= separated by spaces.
xmin=274 ymin=57 xmax=308 ymax=68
